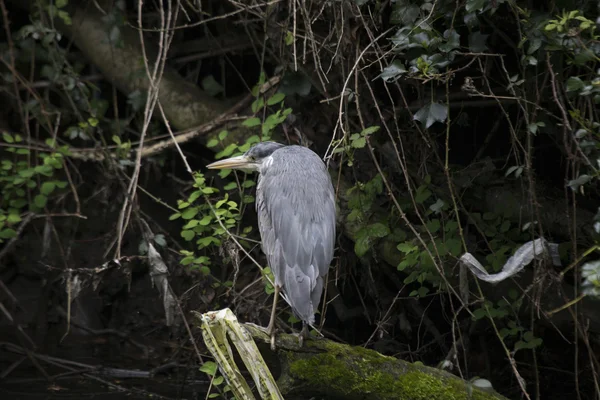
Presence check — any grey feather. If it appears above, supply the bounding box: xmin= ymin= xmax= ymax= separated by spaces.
xmin=255 ymin=145 xmax=336 ymax=324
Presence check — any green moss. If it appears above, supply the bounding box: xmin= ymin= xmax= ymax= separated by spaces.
xmin=287 ymin=341 xmax=503 ymax=400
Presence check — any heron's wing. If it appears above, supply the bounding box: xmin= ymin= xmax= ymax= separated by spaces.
xmin=256 ymin=164 xmax=336 ymax=323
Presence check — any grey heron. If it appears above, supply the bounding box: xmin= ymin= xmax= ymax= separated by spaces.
xmin=207 ymin=141 xmax=336 ymax=343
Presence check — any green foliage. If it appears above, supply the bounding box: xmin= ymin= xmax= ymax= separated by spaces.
xmin=0 ymin=133 xmax=68 ymax=242
xmin=199 ymin=361 xmax=230 ymax=398
xmin=170 ymin=172 xmax=240 ymax=248
xmin=332 ymin=125 xmax=380 ymax=166
xmin=413 ymin=102 xmax=448 ymax=129
xmin=346 ymin=174 xmax=383 ymax=225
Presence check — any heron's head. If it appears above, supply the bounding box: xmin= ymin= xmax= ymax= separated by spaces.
xmin=206 ymin=141 xmax=285 ymax=172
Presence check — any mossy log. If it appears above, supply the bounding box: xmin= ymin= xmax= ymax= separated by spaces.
xmin=243 ymin=324 xmax=508 ymax=400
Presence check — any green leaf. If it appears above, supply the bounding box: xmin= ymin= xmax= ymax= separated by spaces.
xmin=566 ymin=77 xmax=585 ymax=92
xmin=389 ymin=3 xmax=419 ymax=25
xmin=439 ymin=29 xmax=460 ymax=52
xmin=183 ymin=220 xmax=199 ymax=229
xmin=215 ymin=143 xmax=238 ymax=159
xmin=206 ymin=139 xmax=219 ymax=148
xmin=7 ymin=213 xmax=21 ymax=224
xmin=285 ymin=31 xmax=294 ymax=45
xmin=218 ymin=130 xmax=228 ymax=141
xmin=426 ymin=219 xmax=441 ymax=233
xmin=2 ymin=132 xmax=14 ymax=143
xmin=0 ymin=228 xmax=17 ymax=239
xmin=397 ymin=242 xmax=417 ymax=254
xmin=188 ymin=191 xmax=201 ymax=203
xmin=351 ymin=137 xmax=366 ymax=148
xmin=199 ymin=361 xmax=218 ymax=376
xmin=367 ymin=223 xmax=390 ymax=238
xmin=242 ymin=117 xmax=261 ymax=128
xmin=361 ymin=126 xmax=380 ymax=136
xmin=212 ymin=376 xmax=224 ymax=385
xmin=413 ymin=103 xmax=448 ymax=129
xmin=181 ymin=208 xmax=199 ymax=220
xmin=468 ymin=31 xmax=489 ymax=53
xmin=466 ymin=0 xmax=486 ymax=13
xmin=199 ymin=215 xmax=212 ymax=226
xmin=379 ymin=60 xmax=407 ymax=82
xmin=251 ymin=97 xmax=265 ymax=113
xmin=55 ymin=0 xmax=68 ymax=8
xmin=267 ymin=92 xmax=285 ymax=106
xmin=354 ymin=234 xmax=370 ymax=257
xmin=40 ymin=182 xmax=56 ymax=195
xmin=181 ymin=230 xmax=195 ymax=241
xmin=34 ymin=194 xmax=47 ymax=208
xmin=224 ymin=182 xmax=237 ymax=191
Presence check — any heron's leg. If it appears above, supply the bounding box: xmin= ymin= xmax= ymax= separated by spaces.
xmin=266 ymin=285 xmax=280 ymax=336
xmin=298 ymin=322 xmax=310 ymax=347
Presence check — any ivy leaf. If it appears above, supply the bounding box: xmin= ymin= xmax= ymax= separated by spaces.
xmin=464 ymin=12 xmax=479 ymax=28
xmin=439 ymin=29 xmax=460 ymax=52
xmin=566 ymin=77 xmax=585 ymax=92
xmin=567 ymin=175 xmax=591 ymax=191
xmin=468 ymin=31 xmax=489 ymax=52
xmin=413 ymin=102 xmax=448 ymax=128
xmin=465 ymin=0 xmax=486 ymax=13
xmin=379 ymin=60 xmax=407 ymax=82
xmin=390 ymin=3 xmax=419 ymax=26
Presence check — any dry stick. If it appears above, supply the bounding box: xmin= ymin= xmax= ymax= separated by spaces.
xmin=325 ymin=26 xmax=395 ymax=160
xmin=113 ymin=0 xmax=176 ymax=258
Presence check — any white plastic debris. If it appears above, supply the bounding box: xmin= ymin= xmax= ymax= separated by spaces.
xmin=460 ymin=238 xmax=561 ymax=283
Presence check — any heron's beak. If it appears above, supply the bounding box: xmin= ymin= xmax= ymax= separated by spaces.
xmin=206 ymin=155 xmax=254 ymax=170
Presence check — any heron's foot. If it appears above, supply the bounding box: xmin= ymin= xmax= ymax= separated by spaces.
xmin=266 ymin=324 xmax=278 ymax=351
xmin=298 ymin=323 xmax=310 ymax=347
